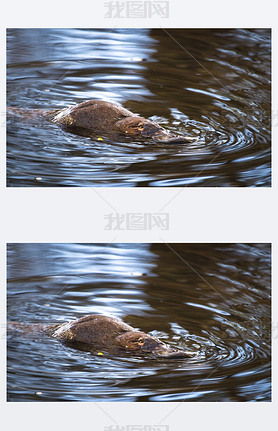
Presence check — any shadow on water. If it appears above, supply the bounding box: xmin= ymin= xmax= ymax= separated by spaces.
xmin=7 ymin=243 xmax=271 ymax=401
xmin=7 ymin=28 xmax=271 ymax=187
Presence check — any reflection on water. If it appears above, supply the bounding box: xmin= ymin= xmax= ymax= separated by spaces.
xmin=7 ymin=243 xmax=271 ymax=401
xmin=7 ymin=28 xmax=270 ymax=187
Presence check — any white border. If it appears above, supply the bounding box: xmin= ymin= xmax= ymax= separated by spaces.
xmin=1 ymin=0 xmax=277 ymax=429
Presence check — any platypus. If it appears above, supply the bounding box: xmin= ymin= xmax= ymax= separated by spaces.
xmin=8 ymin=315 xmax=197 ymax=359
xmin=7 ymin=100 xmax=197 ymax=143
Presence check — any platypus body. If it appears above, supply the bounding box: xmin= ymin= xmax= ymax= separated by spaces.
xmin=46 ymin=315 xmax=195 ymax=358
xmin=9 ymin=315 xmax=196 ymax=359
xmin=8 ymin=100 xmax=197 ymax=143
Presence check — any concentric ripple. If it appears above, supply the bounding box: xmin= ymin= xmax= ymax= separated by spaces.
xmin=7 ymin=28 xmax=270 ymax=187
xmin=7 ymin=243 xmax=271 ymax=401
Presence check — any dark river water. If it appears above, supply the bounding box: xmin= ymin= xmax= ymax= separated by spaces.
xmin=7 ymin=243 xmax=271 ymax=402
xmin=7 ymin=28 xmax=271 ymax=187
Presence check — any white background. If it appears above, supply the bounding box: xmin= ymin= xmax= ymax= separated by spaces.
xmin=0 ymin=1 xmax=276 ymax=430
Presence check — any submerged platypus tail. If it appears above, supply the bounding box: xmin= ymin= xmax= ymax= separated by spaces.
xmin=7 ymin=321 xmax=45 ymax=335
xmin=7 ymin=107 xmax=60 ymax=122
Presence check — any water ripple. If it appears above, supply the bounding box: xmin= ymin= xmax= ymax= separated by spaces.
xmin=7 ymin=28 xmax=270 ymax=187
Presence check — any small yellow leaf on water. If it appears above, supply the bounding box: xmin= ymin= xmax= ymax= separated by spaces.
xmin=97 ymin=137 xmax=103 ymax=141
xmin=97 ymin=351 xmax=104 ymax=355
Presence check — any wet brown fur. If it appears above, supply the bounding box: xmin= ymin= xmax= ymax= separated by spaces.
xmin=7 ymin=100 xmax=196 ymax=142
xmin=8 ymin=315 xmax=196 ymax=358
xmin=45 ymin=314 xmax=196 ymax=358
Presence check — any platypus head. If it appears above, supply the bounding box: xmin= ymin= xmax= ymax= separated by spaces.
xmin=116 ymin=331 xmax=196 ymax=358
xmin=115 ymin=117 xmax=196 ymax=143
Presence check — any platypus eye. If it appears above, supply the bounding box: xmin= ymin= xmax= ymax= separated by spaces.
xmin=130 ymin=337 xmax=144 ymax=345
xmin=130 ymin=123 xmax=144 ymax=130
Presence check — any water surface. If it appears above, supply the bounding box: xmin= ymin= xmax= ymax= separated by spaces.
xmin=7 ymin=28 xmax=271 ymax=187
xmin=7 ymin=243 xmax=271 ymax=401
